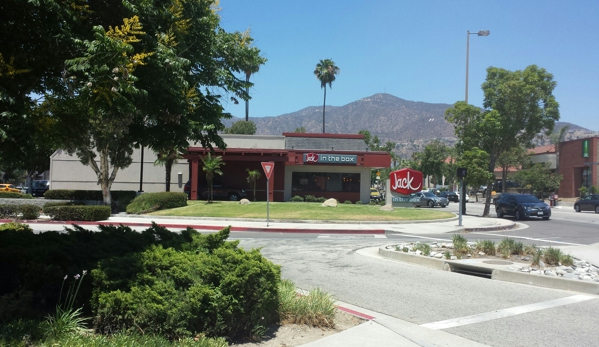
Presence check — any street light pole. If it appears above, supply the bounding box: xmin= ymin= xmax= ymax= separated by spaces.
xmin=465 ymin=30 xmax=490 ymax=104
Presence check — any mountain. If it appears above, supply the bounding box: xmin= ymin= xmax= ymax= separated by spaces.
xmin=228 ymin=93 xmax=597 ymax=158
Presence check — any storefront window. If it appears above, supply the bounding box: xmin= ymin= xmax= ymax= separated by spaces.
xmin=582 ymin=167 xmax=591 ymax=190
xmin=292 ymin=172 xmax=360 ymax=192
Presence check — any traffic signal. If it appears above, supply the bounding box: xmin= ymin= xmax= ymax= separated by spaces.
xmin=457 ymin=168 xmax=467 ymax=178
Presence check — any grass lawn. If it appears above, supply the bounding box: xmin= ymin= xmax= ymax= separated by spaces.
xmin=148 ymin=201 xmax=455 ymax=221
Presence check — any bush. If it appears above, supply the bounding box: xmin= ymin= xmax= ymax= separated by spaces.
xmin=0 ymin=204 xmax=41 ymax=220
xmin=0 ymin=191 xmax=33 ymax=199
xmin=304 ymin=195 xmax=317 ymax=203
xmin=126 ymin=192 xmax=187 ymax=214
xmin=355 ymin=200 xmax=362 ymax=204
xmin=44 ymin=205 xmax=111 ymax=221
xmin=315 ymin=197 xmax=326 ymax=203
xmin=44 ymin=190 xmax=136 ymax=202
xmin=344 ymin=200 xmax=352 ymax=204
xmin=0 ymin=222 xmax=33 ymax=232
xmin=278 ymin=280 xmax=335 ymax=328
xmin=92 ymin=227 xmax=281 ymax=339
xmin=290 ymin=195 xmax=304 ymax=202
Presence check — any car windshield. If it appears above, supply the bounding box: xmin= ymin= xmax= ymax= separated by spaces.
xmin=514 ymin=195 xmax=541 ymax=203
xmin=422 ymin=192 xmax=436 ymax=197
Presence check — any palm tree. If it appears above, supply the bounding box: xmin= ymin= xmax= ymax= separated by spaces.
xmin=201 ymin=153 xmax=224 ymax=203
xmin=154 ymin=147 xmax=183 ymax=192
xmin=313 ymin=59 xmax=340 ymax=133
xmin=239 ymin=30 xmax=267 ymax=121
xmin=246 ymin=168 xmax=261 ymax=201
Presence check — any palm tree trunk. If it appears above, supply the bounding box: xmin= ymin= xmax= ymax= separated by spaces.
xmin=165 ymin=159 xmax=173 ymax=192
xmin=322 ymin=86 xmax=327 ymax=133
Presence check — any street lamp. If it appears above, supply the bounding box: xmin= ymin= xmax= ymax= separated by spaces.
xmin=465 ymin=30 xmax=490 ymax=104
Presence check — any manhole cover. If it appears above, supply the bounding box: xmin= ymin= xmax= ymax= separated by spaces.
xmin=482 ymin=260 xmax=513 ymax=265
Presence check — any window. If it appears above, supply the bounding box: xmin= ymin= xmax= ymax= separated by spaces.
xmin=582 ymin=167 xmax=591 ymax=190
xmin=292 ymin=172 xmax=360 ymax=192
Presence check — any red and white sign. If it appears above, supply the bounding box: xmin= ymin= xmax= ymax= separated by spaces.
xmin=305 ymin=153 xmax=319 ymax=163
xmin=261 ymin=162 xmax=275 ymax=180
xmin=389 ymin=168 xmax=423 ymax=195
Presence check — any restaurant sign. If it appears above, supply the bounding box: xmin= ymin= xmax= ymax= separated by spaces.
xmin=303 ymin=153 xmax=357 ymax=165
xmin=389 ymin=168 xmax=423 ymax=196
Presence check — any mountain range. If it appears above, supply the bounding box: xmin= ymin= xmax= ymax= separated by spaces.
xmin=228 ymin=93 xmax=597 ymax=158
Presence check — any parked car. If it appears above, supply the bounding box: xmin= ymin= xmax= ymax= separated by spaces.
xmin=495 ymin=194 xmax=551 ymax=220
xmin=439 ymin=191 xmax=459 ymax=202
xmin=31 ymin=180 xmax=49 ymax=197
xmin=455 ymin=191 xmax=470 ymax=203
xmin=410 ymin=191 xmax=448 ymax=208
xmin=492 ymin=180 xmax=519 ymax=192
xmin=370 ymin=188 xmax=381 ymax=202
xmin=574 ymin=194 xmax=599 ymax=213
xmin=0 ymin=184 xmax=21 ymax=193
xmin=184 ymin=180 xmax=247 ymax=201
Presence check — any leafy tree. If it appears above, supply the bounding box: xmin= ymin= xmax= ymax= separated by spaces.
xmin=293 ymin=126 xmax=306 ymax=133
xmin=412 ymin=140 xmax=448 ymax=187
xmin=457 ymin=148 xmax=495 ymax=202
xmin=445 ymin=65 xmax=559 ymax=216
xmin=496 ymin=146 xmax=528 ymax=193
xmin=314 ymin=59 xmax=339 ymax=133
xmin=514 ymin=162 xmax=562 ymax=199
xmin=201 ymin=153 xmax=224 ymax=203
xmin=225 ymin=120 xmax=257 ymax=134
xmin=246 ymin=168 xmax=261 ymax=201
xmin=238 ymin=29 xmax=267 ymax=121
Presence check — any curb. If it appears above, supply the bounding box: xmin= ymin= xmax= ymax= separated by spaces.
xmin=378 ymin=247 xmax=599 ymax=295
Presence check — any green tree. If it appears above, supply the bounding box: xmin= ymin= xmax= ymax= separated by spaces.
xmin=154 ymin=147 xmax=184 ymax=192
xmin=445 ymin=65 xmax=559 ymax=216
xmin=412 ymin=140 xmax=448 ymax=187
xmin=293 ymin=126 xmax=306 ymax=133
xmin=496 ymin=146 xmax=528 ymax=193
xmin=457 ymin=148 xmax=495 ymax=202
xmin=514 ymin=162 xmax=562 ymax=199
xmin=202 ymin=153 xmax=224 ymax=203
xmin=225 ymin=120 xmax=257 ymax=134
xmin=238 ymin=29 xmax=267 ymax=121
xmin=246 ymin=168 xmax=261 ymax=201
xmin=314 ymin=59 xmax=339 ymax=133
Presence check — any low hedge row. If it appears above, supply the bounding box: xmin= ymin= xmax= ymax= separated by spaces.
xmin=126 ymin=192 xmax=188 ymax=214
xmin=0 ymin=191 xmax=33 ymax=199
xmin=43 ymin=205 xmax=111 ymax=221
xmin=0 ymin=204 xmax=41 ymax=219
xmin=44 ymin=189 xmax=137 ymax=202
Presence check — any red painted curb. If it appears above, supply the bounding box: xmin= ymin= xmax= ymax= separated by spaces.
xmin=0 ymin=219 xmax=385 ymax=235
xmin=336 ymin=306 xmax=375 ymax=320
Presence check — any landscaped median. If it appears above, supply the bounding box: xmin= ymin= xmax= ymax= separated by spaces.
xmin=378 ymin=240 xmax=599 ymax=295
xmin=147 ymin=201 xmax=455 ymax=221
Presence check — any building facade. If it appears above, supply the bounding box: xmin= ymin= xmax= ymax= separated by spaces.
xmin=558 ymin=137 xmax=599 ymax=197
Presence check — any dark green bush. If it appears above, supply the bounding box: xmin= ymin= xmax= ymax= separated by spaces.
xmin=44 ymin=190 xmax=136 ymax=202
xmin=344 ymin=200 xmax=352 ymax=204
xmin=0 ymin=222 xmax=33 ymax=232
xmin=0 ymin=191 xmax=33 ymax=199
xmin=44 ymin=205 xmax=111 ymax=221
xmin=290 ymin=195 xmax=304 ymax=202
xmin=315 ymin=197 xmax=326 ymax=203
xmin=304 ymin=195 xmax=317 ymax=203
xmin=126 ymin=192 xmax=187 ymax=214
xmin=92 ymin=227 xmax=280 ymax=339
xmin=0 ymin=204 xmax=41 ymax=219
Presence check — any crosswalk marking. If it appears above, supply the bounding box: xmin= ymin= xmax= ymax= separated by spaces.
xmin=421 ymin=295 xmax=595 ymax=330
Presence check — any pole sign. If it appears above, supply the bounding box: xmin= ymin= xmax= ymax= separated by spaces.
xmin=261 ymin=162 xmax=274 ymax=179
xmin=261 ymin=162 xmax=274 ymax=227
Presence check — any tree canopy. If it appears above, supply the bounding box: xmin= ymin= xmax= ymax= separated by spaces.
xmin=445 ymin=65 xmax=560 ymax=216
xmin=225 ymin=120 xmax=257 ymax=135
xmin=314 ymin=59 xmax=339 ymax=133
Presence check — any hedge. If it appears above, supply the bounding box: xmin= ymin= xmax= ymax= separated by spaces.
xmin=44 ymin=190 xmax=137 ymax=203
xmin=43 ymin=205 xmax=111 ymax=221
xmin=0 ymin=204 xmax=41 ymax=220
xmin=0 ymin=191 xmax=33 ymax=199
xmin=126 ymin=192 xmax=187 ymax=214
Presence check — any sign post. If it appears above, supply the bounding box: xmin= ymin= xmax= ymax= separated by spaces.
xmin=261 ymin=162 xmax=274 ymax=227
xmin=456 ymin=168 xmax=468 ymax=226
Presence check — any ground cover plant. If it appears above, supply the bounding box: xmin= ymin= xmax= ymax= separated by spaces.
xmin=149 ymin=201 xmax=454 ymax=221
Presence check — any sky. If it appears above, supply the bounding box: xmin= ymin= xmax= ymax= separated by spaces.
xmin=217 ymin=0 xmax=599 ymax=131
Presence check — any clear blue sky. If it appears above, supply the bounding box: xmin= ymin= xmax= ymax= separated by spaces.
xmin=218 ymin=1 xmax=599 ymax=132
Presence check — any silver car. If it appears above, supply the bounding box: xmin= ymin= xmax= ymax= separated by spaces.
xmin=410 ymin=191 xmax=448 ymax=208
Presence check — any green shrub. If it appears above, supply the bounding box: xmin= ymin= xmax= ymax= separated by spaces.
xmin=38 ymin=331 xmax=228 ymax=347
xmin=560 ymin=254 xmax=574 ymax=266
xmin=92 ymin=227 xmax=281 ymax=339
xmin=543 ymin=247 xmax=562 ymax=266
xmin=355 ymin=200 xmax=362 ymax=204
xmin=290 ymin=195 xmax=304 ymax=202
xmin=344 ymin=200 xmax=352 ymax=204
xmin=44 ymin=205 xmax=111 ymax=221
xmin=278 ymin=280 xmax=335 ymax=328
xmin=452 ymin=234 xmax=470 ymax=256
xmin=412 ymin=243 xmax=431 ymax=256
xmin=0 ymin=191 xmax=33 ymax=199
xmin=126 ymin=192 xmax=187 ymax=214
xmin=0 ymin=204 xmax=41 ymax=220
xmin=0 ymin=222 xmax=33 ymax=232
xmin=304 ymin=195 xmax=317 ymax=203
xmin=44 ymin=190 xmax=137 ymax=202
xmin=475 ymin=240 xmax=496 ymax=256
xmin=315 ymin=197 xmax=326 ymax=203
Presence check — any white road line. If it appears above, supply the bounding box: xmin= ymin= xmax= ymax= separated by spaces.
xmin=421 ymin=294 xmax=595 ymax=330
xmin=316 ymin=234 xmax=387 ymax=239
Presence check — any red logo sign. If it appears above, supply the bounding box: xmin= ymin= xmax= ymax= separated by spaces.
xmin=389 ymin=168 xmax=423 ymax=195
xmin=305 ymin=153 xmax=319 ymax=163
xmin=261 ymin=162 xmax=274 ymax=180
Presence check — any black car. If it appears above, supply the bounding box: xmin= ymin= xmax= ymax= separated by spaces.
xmin=495 ymin=194 xmax=551 ymax=220
xmin=574 ymin=194 xmax=599 ymax=213
xmin=439 ymin=191 xmax=459 ymax=202
xmin=31 ymin=180 xmax=49 ymax=197
xmin=184 ymin=180 xmax=247 ymax=201
xmin=410 ymin=191 xmax=448 ymax=208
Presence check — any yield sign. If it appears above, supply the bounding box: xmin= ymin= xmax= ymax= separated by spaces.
xmin=261 ymin=162 xmax=274 ymax=180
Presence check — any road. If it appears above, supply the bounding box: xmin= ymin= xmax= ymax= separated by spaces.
xmin=232 ymin=201 xmax=599 ymax=347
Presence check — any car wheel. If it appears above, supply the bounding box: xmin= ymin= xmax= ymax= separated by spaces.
xmin=229 ymin=193 xmax=240 ymax=201
xmin=575 ymin=205 xmax=581 ymax=212
xmin=427 ymin=200 xmax=434 ymax=208
xmin=515 ymin=210 xmax=522 ymax=220
xmin=441 ymin=204 xmax=447 ymax=208
xmin=496 ymin=209 xmax=503 ymax=218
xmin=543 ymin=217 xmax=550 ymax=220
xmin=595 ymin=205 xmax=599 ymax=214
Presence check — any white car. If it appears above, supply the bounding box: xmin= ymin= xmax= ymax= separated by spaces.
xmin=456 ymin=191 xmax=470 ymax=202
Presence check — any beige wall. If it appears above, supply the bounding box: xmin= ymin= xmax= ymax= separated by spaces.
xmin=216 ymin=134 xmax=285 ymax=149
xmin=530 ymin=153 xmax=556 ymax=169
xmin=49 ymin=149 xmax=189 ymax=193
